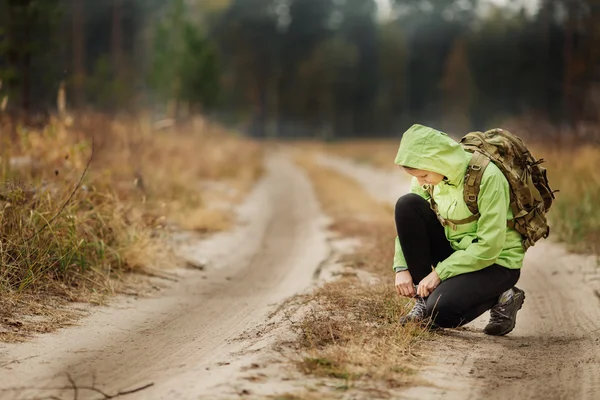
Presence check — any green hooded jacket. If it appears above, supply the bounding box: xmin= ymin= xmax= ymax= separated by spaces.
xmin=393 ymin=124 xmax=525 ymax=281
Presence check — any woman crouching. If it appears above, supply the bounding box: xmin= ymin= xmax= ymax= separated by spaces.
xmin=393 ymin=124 xmax=525 ymax=336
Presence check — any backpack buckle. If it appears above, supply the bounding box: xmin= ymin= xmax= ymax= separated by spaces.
xmin=471 ymin=164 xmax=482 ymax=171
xmin=468 ymin=195 xmax=477 ymax=202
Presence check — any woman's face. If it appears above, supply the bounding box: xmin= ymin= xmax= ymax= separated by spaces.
xmin=403 ymin=167 xmax=445 ymax=186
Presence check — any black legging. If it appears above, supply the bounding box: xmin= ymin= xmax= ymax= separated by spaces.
xmin=395 ymin=193 xmax=520 ymax=328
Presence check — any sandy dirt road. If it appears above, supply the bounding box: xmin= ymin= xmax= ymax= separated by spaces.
xmin=0 ymin=152 xmax=330 ymax=400
xmin=320 ymin=155 xmax=600 ymax=400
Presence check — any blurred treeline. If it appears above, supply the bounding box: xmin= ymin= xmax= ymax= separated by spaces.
xmin=0 ymin=0 xmax=599 ymax=137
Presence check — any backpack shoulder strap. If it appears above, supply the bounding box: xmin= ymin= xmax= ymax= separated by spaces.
xmin=464 ymin=151 xmax=490 ymax=216
xmin=427 ymin=180 xmax=483 ymax=231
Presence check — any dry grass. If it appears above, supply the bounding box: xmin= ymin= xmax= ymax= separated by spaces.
xmin=294 ymin=152 xmax=391 ymax=224
xmin=287 ymin=150 xmax=430 ymax=398
xmin=294 ymin=279 xmax=427 ymax=379
xmin=532 ymin=144 xmax=600 ymax=254
xmin=0 ymin=294 xmax=88 ymax=342
xmin=0 ymin=113 xmax=263 ymax=341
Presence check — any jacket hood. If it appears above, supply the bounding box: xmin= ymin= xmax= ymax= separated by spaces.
xmin=394 ymin=124 xmax=470 ymax=185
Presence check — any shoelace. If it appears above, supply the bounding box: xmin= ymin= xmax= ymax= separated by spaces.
xmin=409 ymin=297 xmax=428 ymax=317
xmin=488 ymin=305 xmax=510 ymax=324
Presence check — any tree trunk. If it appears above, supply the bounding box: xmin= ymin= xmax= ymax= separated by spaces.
xmin=22 ymin=0 xmax=32 ymax=112
xmin=4 ymin=0 xmax=32 ymax=112
xmin=112 ymin=0 xmax=124 ymax=80
xmin=539 ymin=0 xmax=551 ymax=118
xmin=72 ymin=0 xmax=85 ymax=108
xmin=563 ymin=0 xmax=574 ymax=124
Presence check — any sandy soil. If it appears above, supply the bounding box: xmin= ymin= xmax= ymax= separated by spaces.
xmin=0 ymin=152 xmax=331 ymax=400
xmin=2 ymin=149 xmax=599 ymax=400
xmin=318 ymin=154 xmax=600 ymax=400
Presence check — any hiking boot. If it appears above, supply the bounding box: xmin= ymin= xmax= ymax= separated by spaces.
xmin=399 ymin=296 xmax=428 ymax=325
xmin=484 ymin=287 xmax=526 ymax=336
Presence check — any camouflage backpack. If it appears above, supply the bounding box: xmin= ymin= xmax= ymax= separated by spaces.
xmin=459 ymin=128 xmax=557 ymax=250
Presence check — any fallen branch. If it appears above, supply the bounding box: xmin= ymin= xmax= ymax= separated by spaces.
xmin=66 ymin=382 xmax=154 ymax=399
xmin=66 ymin=374 xmax=78 ymax=400
xmin=0 ymin=372 xmax=154 ymax=400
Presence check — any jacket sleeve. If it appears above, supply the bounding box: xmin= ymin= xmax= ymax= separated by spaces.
xmin=393 ymin=178 xmax=431 ymax=272
xmin=434 ymin=169 xmax=510 ymax=280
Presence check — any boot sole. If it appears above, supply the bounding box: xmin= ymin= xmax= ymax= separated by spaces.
xmin=487 ymin=290 xmax=525 ymax=336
